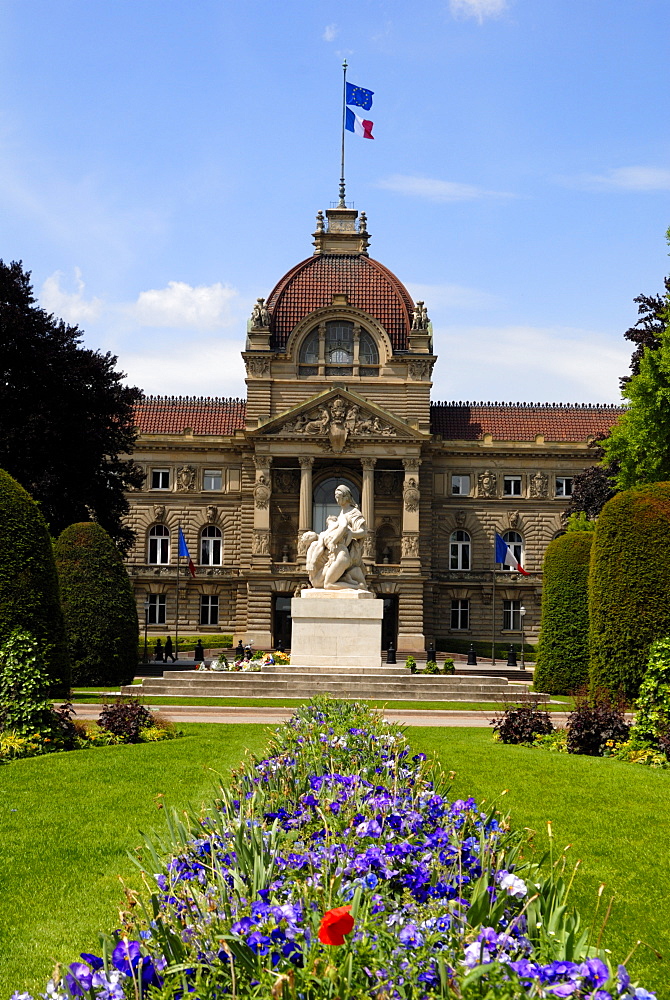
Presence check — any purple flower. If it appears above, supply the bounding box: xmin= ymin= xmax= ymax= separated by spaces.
xmin=246 ymin=932 xmax=271 ymax=955
xmin=231 ymin=917 xmax=255 ymax=936
xmin=399 ymin=923 xmax=424 ymax=948
xmin=79 ymin=954 xmax=104 ymax=971
xmin=545 ymin=985 xmax=579 ymax=997
xmin=112 ymin=940 xmax=141 ymax=975
xmin=580 ymin=959 xmax=610 ymax=988
xmin=65 ymin=964 xmax=93 ymax=996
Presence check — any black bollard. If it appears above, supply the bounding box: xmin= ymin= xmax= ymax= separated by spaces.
xmin=386 ymin=640 xmax=397 ymax=664
xmin=426 ymin=643 xmax=436 ymax=663
xmin=507 ymin=644 xmax=517 ymax=667
xmin=194 ymin=639 xmax=205 ymax=663
xmin=244 ymin=644 xmax=252 ymax=661
xmin=235 ymin=640 xmax=244 ymax=660
xmin=466 ymin=643 xmax=477 ymax=666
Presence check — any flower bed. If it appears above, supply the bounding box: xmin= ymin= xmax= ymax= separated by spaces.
xmin=14 ymin=697 xmax=654 ymax=999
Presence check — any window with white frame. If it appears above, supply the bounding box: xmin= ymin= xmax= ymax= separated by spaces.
xmin=449 ymin=530 xmax=471 ymax=570
xmin=200 ymin=525 xmax=222 ymax=565
xmin=555 ymin=477 xmax=574 ymax=497
xmin=503 ymin=599 xmax=522 ymax=631
xmin=203 ymin=469 xmax=223 ymax=491
xmin=146 ymin=594 xmax=166 ymax=625
xmin=151 ymin=468 xmax=170 ymax=490
xmin=450 ymin=599 xmax=470 ymax=630
xmin=200 ymin=595 xmax=219 ymax=626
xmin=503 ymin=475 xmax=522 ymax=496
xmin=500 ymin=530 xmax=523 ymax=572
xmin=451 ymin=474 xmax=471 ymax=496
xmin=148 ymin=524 xmax=170 ymax=564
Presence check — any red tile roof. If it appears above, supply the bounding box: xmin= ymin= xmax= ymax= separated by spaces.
xmin=430 ymin=402 xmax=624 ymax=442
xmin=266 ymin=254 xmax=414 ymax=352
xmin=134 ymin=397 xmax=246 ymax=436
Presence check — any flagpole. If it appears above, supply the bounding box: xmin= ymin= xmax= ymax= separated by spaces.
xmin=175 ymin=523 xmax=180 ymax=662
xmin=339 ymin=59 xmax=348 ymax=207
xmin=491 ymin=544 xmax=497 ymax=666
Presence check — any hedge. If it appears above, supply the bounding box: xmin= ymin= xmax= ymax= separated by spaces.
xmin=589 ymin=482 xmax=670 ymax=699
xmin=138 ymin=634 xmax=233 ymax=657
xmin=55 ymin=522 xmax=138 ymax=686
xmin=434 ymin=637 xmax=537 ymax=660
xmin=533 ymin=532 xmax=593 ymax=695
xmin=0 ymin=468 xmax=70 ymax=696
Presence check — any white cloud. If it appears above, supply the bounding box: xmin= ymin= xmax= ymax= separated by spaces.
xmin=121 ymin=338 xmax=246 ymax=397
xmin=558 ymin=166 xmax=670 ymax=192
xmin=406 ymin=282 xmax=500 ymax=311
xmin=41 ymin=268 xmax=103 ymax=324
xmin=377 ymin=174 xmax=515 ymax=202
xmin=449 ymin=0 xmax=509 ymax=24
xmin=131 ymin=281 xmax=239 ymax=330
xmin=323 ymin=23 xmax=338 ymax=42
xmin=431 ymin=324 xmax=628 ymax=403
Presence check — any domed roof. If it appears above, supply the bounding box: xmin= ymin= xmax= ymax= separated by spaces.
xmin=266 ymin=253 xmax=415 ymax=353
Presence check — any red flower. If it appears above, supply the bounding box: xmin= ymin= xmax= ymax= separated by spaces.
xmin=318 ymin=905 xmax=355 ymax=946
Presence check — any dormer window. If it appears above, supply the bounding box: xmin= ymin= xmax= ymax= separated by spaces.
xmin=298 ymin=320 xmax=379 ymax=377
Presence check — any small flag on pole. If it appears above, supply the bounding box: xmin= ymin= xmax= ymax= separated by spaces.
xmin=345 ymin=108 xmax=374 ymax=139
xmin=345 ymin=82 xmax=374 ymax=110
xmin=178 ymin=527 xmax=196 ymax=578
xmin=495 ymin=533 xmax=530 ymax=575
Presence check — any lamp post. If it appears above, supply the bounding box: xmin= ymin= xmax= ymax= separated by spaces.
xmin=519 ymin=605 xmax=526 ymax=670
xmin=143 ymin=597 xmax=150 ymax=664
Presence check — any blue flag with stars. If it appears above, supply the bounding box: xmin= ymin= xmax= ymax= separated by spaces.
xmin=346 ymin=82 xmax=373 ymax=110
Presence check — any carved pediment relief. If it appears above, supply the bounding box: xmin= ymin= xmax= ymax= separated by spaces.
xmin=251 ymin=388 xmax=426 ymax=454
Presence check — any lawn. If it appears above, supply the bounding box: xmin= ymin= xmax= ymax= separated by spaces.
xmin=411 ymin=728 xmax=670 ymax=998
xmin=2 ymin=723 xmax=667 ymax=999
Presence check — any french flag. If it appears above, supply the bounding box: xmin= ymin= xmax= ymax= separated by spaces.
xmin=495 ymin=533 xmax=530 ymax=575
xmin=345 ymin=108 xmax=374 ymax=139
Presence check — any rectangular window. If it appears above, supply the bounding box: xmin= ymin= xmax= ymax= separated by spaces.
xmin=151 ymin=468 xmax=170 ymax=490
xmin=555 ymin=477 xmax=574 ymax=497
xmin=450 ymin=599 xmax=470 ymax=630
xmin=200 ymin=595 xmax=219 ymax=626
xmin=503 ymin=476 xmax=522 ymax=497
xmin=147 ymin=594 xmax=166 ymax=625
xmin=503 ymin=599 xmax=521 ymax=631
xmin=203 ymin=469 xmax=222 ymax=491
xmin=451 ymin=474 xmax=471 ymax=496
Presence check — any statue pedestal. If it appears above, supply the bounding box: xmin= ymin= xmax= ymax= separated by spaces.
xmin=290 ymin=590 xmax=383 ymax=668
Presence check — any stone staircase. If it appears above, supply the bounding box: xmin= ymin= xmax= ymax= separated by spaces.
xmin=126 ymin=665 xmax=543 ymax=703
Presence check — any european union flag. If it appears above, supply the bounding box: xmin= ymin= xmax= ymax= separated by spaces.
xmin=346 ymin=82 xmax=373 ymax=111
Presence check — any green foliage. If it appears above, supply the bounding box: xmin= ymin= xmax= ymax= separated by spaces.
xmin=534 ymin=532 xmax=593 ymax=695
xmin=589 ymin=483 xmax=670 ymax=699
xmin=443 ymin=658 xmax=456 ymax=675
xmin=565 ymin=511 xmax=596 ymax=532
xmin=0 ymin=469 xmax=70 ymax=695
xmin=55 ymin=522 xmax=138 ymax=687
xmin=629 ymin=636 xmax=670 ymax=746
xmin=140 ymin=634 xmax=233 ymax=656
xmin=0 ymin=630 xmax=54 ymax=734
xmin=424 ymin=659 xmax=439 ymax=674
xmin=404 ymin=655 xmax=416 ymax=673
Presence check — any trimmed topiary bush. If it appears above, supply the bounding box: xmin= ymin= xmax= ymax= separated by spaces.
xmin=0 ymin=468 xmax=70 ymax=696
xmin=55 ymin=522 xmax=138 ymax=686
xmin=589 ymin=482 xmax=670 ymax=699
xmin=533 ymin=532 xmax=594 ymax=695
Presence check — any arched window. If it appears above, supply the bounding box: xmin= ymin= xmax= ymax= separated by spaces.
xmin=299 ymin=329 xmax=320 ymax=364
xmin=312 ymin=476 xmax=360 ymax=533
xmin=148 ymin=524 xmax=170 ymax=564
xmin=201 ymin=525 xmax=222 ymax=566
xmin=450 ymin=530 xmax=471 ymax=570
xmin=298 ymin=321 xmax=380 ymax=377
xmin=326 ymin=321 xmax=354 ymax=363
xmin=359 ymin=330 xmax=379 ymax=365
xmin=502 ymin=530 xmax=523 ymax=571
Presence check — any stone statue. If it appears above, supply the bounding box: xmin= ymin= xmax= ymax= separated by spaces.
xmin=251 ymin=297 xmax=270 ymax=328
xmin=411 ymin=300 xmax=425 ymax=330
xmin=302 ymin=484 xmax=369 ymax=592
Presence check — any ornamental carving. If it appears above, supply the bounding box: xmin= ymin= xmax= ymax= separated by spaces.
xmin=274 ymin=469 xmax=300 ymax=494
xmin=362 ymin=534 xmax=375 ymax=559
xmin=297 ymin=531 xmax=312 ymax=556
xmin=402 ymin=533 xmax=420 ymax=558
xmin=408 ymin=360 xmax=432 ymax=381
xmin=153 ymin=504 xmax=166 ymax=522
xmin=403 ymin=477 xmax=420 ymax=513
xmin=206 ymin=505 xmax=218 ymax=524
xmin=455 ymin=510 xmax=466 ymax=527
xmin=246 ymin=356 xmax=271 ymax=378
xmin=411 ymin=300 xmax=430 ymax=330
xmin=253 ymin=454 xmax=272 ymax=470
xmin=376 ymin=471 xmax=401 ymax=496
xmin=477 ymin=470 xmax=497 ymax=498
xmin=252 ymin=529 xmax=270 ymax=556
xmin=250 ymin=297 xmax=271 ymax=328
xmin=402 ymin=457 xmax=421 ymax=473
xmin=529 ymin=471 xmax=549 ymax=499
xmin=280 ymin=396 xmax=396 ymax=453
xmin=508 ymin=510 xmax=520 ymax=529
xmin=254 ymin=473 xmax=272 ymax=509
xmin=176 ymin=466 xmax=196 ymax=492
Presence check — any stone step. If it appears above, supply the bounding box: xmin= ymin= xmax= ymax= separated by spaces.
xmin=141 ymin=668 xmax=510 ymax=686
xmin=136 ymin=676 xmax=512 ymax=692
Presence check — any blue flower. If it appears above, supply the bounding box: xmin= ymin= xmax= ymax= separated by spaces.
xmin=399 ymin=923 xmax=424 ymax=948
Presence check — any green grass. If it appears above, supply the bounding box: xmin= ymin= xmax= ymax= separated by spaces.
xmin=69 ymin=693 xmax=574 ymax=711
xmin=0 ymin=723 xmax=269 ymax=998
xmin=410 ymin=728 xmax=669 ymax=998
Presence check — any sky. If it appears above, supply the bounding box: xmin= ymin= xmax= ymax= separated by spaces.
xmin=2 ymin=0 xmax=670 ymax=404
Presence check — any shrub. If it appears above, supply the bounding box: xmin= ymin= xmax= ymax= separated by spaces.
xmin=405 ymin=655 xmax=416 ymax=673
xmin=566 ymin=690 xmax=630 ymax=756
xmin=491 ymin=703 xmax=554 ymax=744
xmin=98 ymin=698 xmax=154 ymax=743
xmin=0 ymin=468 xmax=70 ymax=696
xmin=443 ymin=658 xmax=455 ymax=675
xmin=424 ymin=659 xmax=439 ymax=674
xmin=0 ymin=630 xmax=57 ymax=734
xmin=55 ymin=522 xmax=138 ymax=687
xmin=533 ymin=532 xmax=593 ymax=695
xmin=589 ymin=483 xmax=670 ymax=699
xmin=628 ymin=635 xmax=670 ymax=747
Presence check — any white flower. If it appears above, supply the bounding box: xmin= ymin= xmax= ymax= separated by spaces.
xmin=498 ymin=872 xmax=527 ymax=898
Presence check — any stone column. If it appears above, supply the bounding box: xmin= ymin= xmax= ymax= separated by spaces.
xmin=297 ymin=456 xmax=314 ymax=561
xmin=360 ymin=457 xmax=376 ymax=561
xmin=252 ymin=454 xmax=272 ymax=566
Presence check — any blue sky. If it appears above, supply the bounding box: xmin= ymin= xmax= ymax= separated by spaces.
xmin=2 ymin=0 xmax=669 ymax=403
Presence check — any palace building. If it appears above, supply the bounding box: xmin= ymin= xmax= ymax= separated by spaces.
xmin=124 ymin=205 xmax=621 ymax=653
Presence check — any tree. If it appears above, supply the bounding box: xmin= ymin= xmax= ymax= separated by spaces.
xmin=564 ymin=462 xmax=618 ymax=520
xmin=588 ymin=483 xmax=670 ymax=700
xmin=0 ymin=260 xmax=144 ymax=553
xmin=54 ymin=522 xmax=139 ymax=686
xmin=0 ymin=467 xmax=70 ymax=696
xmin=620 ymin=275 xmax=670 ymax=388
